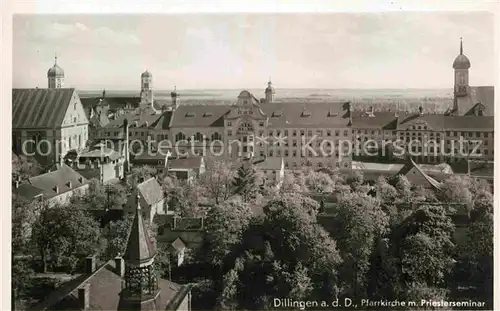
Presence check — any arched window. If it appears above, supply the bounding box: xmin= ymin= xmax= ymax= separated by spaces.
xmin=175 ymin=132 xmax=186 ymax=142
xmin=194 ymin=132 xmax=204 ymax=142
xmin=211 ymin=132 xmax=222 ymax=141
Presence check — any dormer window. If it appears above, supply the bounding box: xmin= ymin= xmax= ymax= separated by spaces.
xmin=203 ymin=112 xmax=213 ymax=117
xmin=185 ymin=112 xmax=195 ymax=117
xmin=327 ymin=111 xmax=338 ymax=117
xmin=301 ymin=110 xmax=311 ymax=117
xmin=272 ymin=111 xmax=282 ymax=117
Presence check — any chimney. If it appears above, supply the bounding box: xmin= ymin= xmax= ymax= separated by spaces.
xmin=123 ymin=119 xmax=130 ymax=173
xmin=115 ymin=256 xmax=125 ymax=278
xmin=84 ymin=255 xmax=96 ymax=274
xmin=78 ymin=283 xmax=90 ymax=310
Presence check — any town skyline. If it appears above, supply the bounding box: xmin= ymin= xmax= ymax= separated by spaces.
xmin=13 ymin=12 xmax=495 ymax=90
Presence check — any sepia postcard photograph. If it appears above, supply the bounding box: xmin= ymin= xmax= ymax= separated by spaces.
xmin=5 ymin=1 xmax=498 ymax=310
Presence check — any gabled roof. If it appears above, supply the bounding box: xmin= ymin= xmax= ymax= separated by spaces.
xmin=26 ymin=164 xmax=89 ymax=200
xmin=33 ymin=260 xmax=187 ymax=311
xmin=103 ymin=111 xmax=163 ymax=129
xmin=458 ymin=86 xmax=494 ymax=116
xmin=253 ymin=157 xmax=283 ymax=170
xmin=443 ymin=115 xmax=494 ymax=129
xmin=137 ymin=177 xmax=164 ymax=206
xmin=351 ymin=111 xmax=398 ymax=129
xmin=170 ymin=237 xmax=187 ymax=251
xmin=123 ymin=196 xmax=156 ymax=265
xmin=168 ymin=156 xmax=204 ymax=170
xmin=13 ymin=183 xmax=44 ymax=201
xmin=397 ymin=113 xmax=446 ymax=131
xmin=261 ymin=101 xmax=350 ymax=128
xmin=169 ymin=105 xmax=229 ymax=128
xmin=396 ymin=157 xmax=441 ymax=189
xmin=89 ymin=111 xmax=110 ymax=128
xmin=78 ymin=144 xmax=123 ymax=161
xmin=12 ymin=88 xmax=77 ymax=129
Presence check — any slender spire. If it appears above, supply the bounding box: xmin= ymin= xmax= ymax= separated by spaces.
xmin=136 ymin=194 xmax=141 ymax=210
xmin=460 ymin=37 xmax=463 ymax=55
xmin=54 ymin=53 xmax=58 ymax=65
xmin=268 ymin=76 xmax=272 ymax=85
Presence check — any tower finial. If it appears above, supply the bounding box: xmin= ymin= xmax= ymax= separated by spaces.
xmin=54 ymin=53 xmax=57 ymax=65
xmin=136 ymin=194 xmax=141 ymax=211
xmin=460 ymin=37 xmax=463 ymax=55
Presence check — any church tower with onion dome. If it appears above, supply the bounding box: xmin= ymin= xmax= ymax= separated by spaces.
xmin=140 ymin=70 xmax=156 ymax=113
xmin=451 ymin=38 xmax=471 ymax=115
xmin=453 ymin=38 xmax=471 ymax=98
xmin=47 ymin=55 xmax=65 ymax=88
xmin=265 ymin=78 xmax=275 ymax=103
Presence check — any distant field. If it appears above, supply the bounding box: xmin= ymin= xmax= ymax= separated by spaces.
xmin=79 ymin=88 xmax=454 ymax=113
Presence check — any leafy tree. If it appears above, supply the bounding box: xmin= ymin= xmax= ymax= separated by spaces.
xmin=330 ymin=192 xmax=389 ymax=298
xmin=31 ymin=204 xmax=102 ymax=273
xmin=411 ymin=185 xmax=437 ymax=202
xmin=163 ymin=175 xmax=205 ymax=217
xmin=280 ymin=171 xmax=304 ymax=193
xmin=102 ymin=214 xmax=134 ymax=260
xmin=130 ymin=165 xmax=157 ymax=182
xmin=12 ymin=154 xmax=42 ymax=182
xmin=199 ymin=160 xmax=235 ymax=204
xmin=234 ymin=193 xmax=341 ymax=306
xmin=438 ymin=175 xmax=473 ymax=207
xmin=232 ymin=164 xmax=258 ymax=202
xmin=203 ymin=197 xmax=253 ymax=267
xmin=459 ymin=195 xmax=493 ymax=305
xmin=346 ymin=170 xmax=364 ymax=190
xmin=305 ymin=171 xmax=336 ymax=193
xmin=72 ymin=179 xmax=128 ymax=210
xmin=12 ymin=197 xmax=41 ymax=254
xmin=374 ymin=176 xmax=398 ymax=202
xmin=390 ymin=205 xmax=455 ymax=295
xmin=394 ymin=175 xmax=412 ymax=202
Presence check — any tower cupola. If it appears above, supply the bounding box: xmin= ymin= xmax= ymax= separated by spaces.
xmin=47 ymin=55 xmax=65 ymax=88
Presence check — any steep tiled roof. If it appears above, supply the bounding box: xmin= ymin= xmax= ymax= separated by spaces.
xmin=169 ymin=105 xmax=229 ymax=128
xmin=443 ymin=115 xmax=494 ymax=129
xmin=27 ymin=164 xmax=89 ymax=200
xmin=150 ymin=110 xmax=174 ymax=130
xmin=261 ymin=102 xmax=350 ymax=128
xmin=458 ymin=86 xmax=494 ymax=116
xmin=396 ymin=113 xmax=493 ymax=131
xmin=124 ymin=196 xmax=157 ymax=265
xmin=89 ymin=111 xmax=110 ymax=128
xmin=103 ymin=110 xmax=163 ymax=129
xmin=34 ymin=260 xmax=187 ymax=310
xmin=397 ymin=114 xmax=446 ymax=131
xmin=168 ymin=156 xmax=203 ymax=170
xmin=13 ymin=183 xmax=44 ymax=201
xmin=396 ymin=158 xmax=441 ymax=189
xmin=12 ymin=88 xmax=77 ymax=129
xmin=253 ymin=157 xmax=283 ymax=170
xmin=137 ymin=177 xmax=164 ymax=206
xmin=351 ymin=111 xmax=398 ymax=129
xmin=78 ymin=145 xmax=123 ymax=161
xmin=170 ymin=237 xmax=187 ymax=251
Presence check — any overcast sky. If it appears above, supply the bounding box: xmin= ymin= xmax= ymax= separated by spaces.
xmin=13 ymin=13 xmax=495 ymax=90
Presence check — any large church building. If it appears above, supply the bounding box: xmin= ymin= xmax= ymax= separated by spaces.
xmin=95 ymin=39 xmax=493 ymax=169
